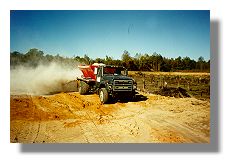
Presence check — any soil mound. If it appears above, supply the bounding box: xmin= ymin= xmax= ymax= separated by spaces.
xmin=154 ymin=87 xmax=191 ymax=98
xmin=10 ymin=92 xmax=114 ymax=122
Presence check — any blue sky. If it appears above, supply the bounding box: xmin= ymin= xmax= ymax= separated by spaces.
xmin=10 ymin=10 xmax=210 ymax=61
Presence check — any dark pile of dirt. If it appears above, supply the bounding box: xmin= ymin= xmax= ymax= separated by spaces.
xmin=154 ymin=87 xmax=191 ymax=98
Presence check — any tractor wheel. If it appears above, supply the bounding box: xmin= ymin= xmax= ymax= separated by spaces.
xmin=78 ymin=81 xmax=89 ymax=95
xmin=99 ymin=88 xmax=109 ymax=104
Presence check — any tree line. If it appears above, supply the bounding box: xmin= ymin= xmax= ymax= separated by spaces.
xmin=10 ymin=48 xmax=210 ymax=72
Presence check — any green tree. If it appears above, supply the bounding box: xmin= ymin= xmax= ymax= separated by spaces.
xmin=10 ymin=51 xmax=24 ymax=67
xmin=122 ymin=50 xmax=131 ymax=62
xmin=105 ymin=55 xmax=113 ymax=65
xmin=197 ymin=56 xmax=205 ymax=71
xmin=24 ymin=48 xmax=44 ymax=67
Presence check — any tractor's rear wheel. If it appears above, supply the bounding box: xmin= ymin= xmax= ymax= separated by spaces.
xmin=78 ymin=81 xmax=89 ymax=95
xmin=99 ymin=88 xmax=109 ymax=104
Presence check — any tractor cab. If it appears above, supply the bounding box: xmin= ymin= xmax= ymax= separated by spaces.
xmin=95 ymin=65 xmax=128 ymax=77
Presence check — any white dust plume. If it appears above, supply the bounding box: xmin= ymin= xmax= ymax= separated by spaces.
xmin=10 ymin=63 xmax=83 ymax=95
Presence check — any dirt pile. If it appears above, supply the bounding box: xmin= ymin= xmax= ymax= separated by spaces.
xmin=10 ymin=92 xmax=114 ymax=122
xmin=154 ymin=87 xmax=191 ymax=98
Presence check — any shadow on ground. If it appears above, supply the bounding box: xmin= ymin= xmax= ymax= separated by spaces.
xmin=105 ymin=93 xmax=148 ymax=104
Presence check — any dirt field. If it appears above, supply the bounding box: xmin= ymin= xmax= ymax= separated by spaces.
xmin=10 ymin=91 xmax=210 ymax=143
xmin=129 ymin=71 xmax=210 ymax=100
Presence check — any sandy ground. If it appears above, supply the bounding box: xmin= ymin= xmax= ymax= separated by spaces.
xmin=10 ymin=91 xmax=210 ymax=143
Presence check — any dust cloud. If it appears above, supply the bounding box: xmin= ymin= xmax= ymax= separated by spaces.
xmin=10 ymin=63 xmax=83 ymax=95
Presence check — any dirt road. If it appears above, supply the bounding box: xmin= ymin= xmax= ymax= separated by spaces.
xmin=10 ymin=92 xmax=210 ymax=143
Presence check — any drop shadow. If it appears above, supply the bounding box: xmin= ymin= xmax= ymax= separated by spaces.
xmin=20 ymin=20 xmax=220 ymax=153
